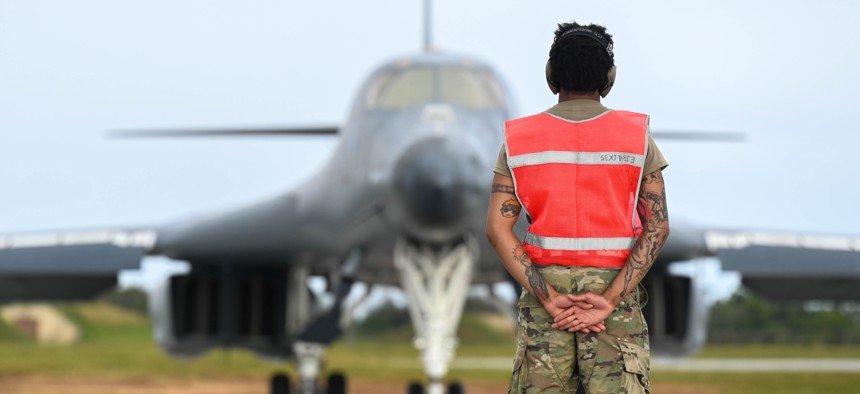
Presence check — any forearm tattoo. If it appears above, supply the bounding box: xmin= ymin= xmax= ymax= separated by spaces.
xmin=622 ymin=170 xmax=670 ymax=297
xmin=513 ymin=244 xmax=550 ymax=302
xmin=500 ymin=199 xmax=522 ymax=218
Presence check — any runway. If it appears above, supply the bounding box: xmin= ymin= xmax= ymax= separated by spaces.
xmin=0 ymin=375 xmax=723 ymax=394
xmin=452 ymin=357 xmax=860 ymax=373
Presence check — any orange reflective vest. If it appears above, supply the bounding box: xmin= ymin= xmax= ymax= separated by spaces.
xmin=505 ymin=110 xmax=649 ymax=268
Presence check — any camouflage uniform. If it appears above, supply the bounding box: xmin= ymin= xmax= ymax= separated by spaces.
xmin=509 ymin=265 xmax=650 ymax=394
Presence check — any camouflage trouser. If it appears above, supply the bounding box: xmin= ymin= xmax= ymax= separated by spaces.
xmin=509 ymin=265 xmax=650 ymax=394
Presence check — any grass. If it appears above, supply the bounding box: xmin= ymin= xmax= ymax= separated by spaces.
xmin=698 ymin=343 xmax=860 ymax=359
xmin=1 ymin=301 xmax=859 ymax=393
xmin=0 ymin=302 xmax=290 ymax=379
xmin=0 ymin=318 xmax=32 ymax=342
xmin=652 ymin=372 xmax=860 ymax=394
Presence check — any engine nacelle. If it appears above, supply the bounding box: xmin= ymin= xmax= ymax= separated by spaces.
xmin=640 ymin=266 xmax=710 ymax=356
xmin=145 ymin=263 xmax=313 ymax=361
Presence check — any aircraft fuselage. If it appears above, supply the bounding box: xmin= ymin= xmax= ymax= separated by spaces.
xmin=155 ymin=53 xmax=513 ymax=278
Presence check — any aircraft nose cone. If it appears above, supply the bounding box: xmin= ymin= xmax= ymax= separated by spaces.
xmin=393 ymin=137 xmax=465 ymax=228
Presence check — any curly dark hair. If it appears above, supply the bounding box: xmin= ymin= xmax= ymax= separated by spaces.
xmin=548 ymin=22 xmax=615 ymax=94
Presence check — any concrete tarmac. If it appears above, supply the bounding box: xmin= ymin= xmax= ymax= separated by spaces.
xmin=452 ymin=357 xmax=860 ymax=373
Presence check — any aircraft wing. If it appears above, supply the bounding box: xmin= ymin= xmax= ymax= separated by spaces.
xmin=0 ymin=229 xmax=156 ymax=302
xmin=705 ymin=230 xmax=860 ymax=301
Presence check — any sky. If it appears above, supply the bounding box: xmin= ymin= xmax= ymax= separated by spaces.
xmin=0 ymin=1 xmax=857 ymax=269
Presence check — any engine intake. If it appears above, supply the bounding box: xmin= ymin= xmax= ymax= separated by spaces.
xmin=150 ymin=264 xmax=301 ymax=360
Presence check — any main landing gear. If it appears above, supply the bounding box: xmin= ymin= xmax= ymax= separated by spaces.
xmin=269 ymin=341 xmax=347 ymax=394
xmin=270 ymin=371 xmax=346 ymax=394
xmin=270 ymin=255 xmax=359 ymax=394
xmin=395 ymin=236 xmax=478 ymax=394
xmin=407 ymin=381 xmax=464 ymax=394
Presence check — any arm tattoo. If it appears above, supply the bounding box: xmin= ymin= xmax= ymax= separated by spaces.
xmin=492 ymin=183 xmax=516 ymax=195
xmin=500 ymin=199 xmax=522 ymax=218
xmin=512 ymin=244 xmax=550 ymax=302
xmin=622 ymin=170 xmax=669 ymax=297
xmin=642 ymin=170 xmax=664 ymax=184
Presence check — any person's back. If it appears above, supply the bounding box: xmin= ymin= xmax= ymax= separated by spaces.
xmin=485 ymin=22 xmax=670 ymax=393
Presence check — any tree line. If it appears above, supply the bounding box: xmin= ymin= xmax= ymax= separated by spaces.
xmin=708 ymin=290 xmax=860 ymax=344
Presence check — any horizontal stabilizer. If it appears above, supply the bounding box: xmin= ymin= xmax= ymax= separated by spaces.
xmin=706 ymin=231 xmax=860 ymax=300
xmin=110 ymin=126 xmax=338 ymax=138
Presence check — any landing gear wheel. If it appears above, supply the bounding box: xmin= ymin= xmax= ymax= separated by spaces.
xmin=407 ymin=381 xmax=424 ymax=394
xmin=326 ymin=373 xmax=346 ymax=394
xmin=447 ymin=381 xmax=463 ymax=394
xmin=271 ymin=373 xmax=292 ymax=394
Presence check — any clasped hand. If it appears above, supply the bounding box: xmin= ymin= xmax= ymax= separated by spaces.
xmin=544 ymin=292 xmax=614 ymax=333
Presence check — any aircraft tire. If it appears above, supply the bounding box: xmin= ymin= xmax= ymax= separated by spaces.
xmin=407 ymin=381 xmax=424 ymax=394
xmin=447 ymin=381 xmax=464 ymax=394
xmin=327 ymin=373 xmax=347 ymax=394
xmin=271 ymin=373 xmax=292 ymax=394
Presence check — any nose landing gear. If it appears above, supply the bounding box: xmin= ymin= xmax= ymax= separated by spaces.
xmin=395 ymin=236 xmax=478 ymax=394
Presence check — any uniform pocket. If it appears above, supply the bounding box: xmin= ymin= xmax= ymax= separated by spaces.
xmin=513 ymin=289 xmax=535 ymax=374
xmin=548 ymin=327 xmax=576 ymax=390
xmin=509 ymin=308 xmax=528 ymax=394
xmin=509 ymin=346 xmax=526 ymax=394
xmin=619 ymin=342 xmax=650 ymax=394
xmin=512 ymin=331 xmax=526 ymax=373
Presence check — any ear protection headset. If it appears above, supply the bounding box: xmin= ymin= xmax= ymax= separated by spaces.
xmin=545 ymin=27 xmax=617 ymax=97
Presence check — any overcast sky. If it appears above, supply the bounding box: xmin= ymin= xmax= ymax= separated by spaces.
xmin=1 ymin=0 xmax=858 ymax=240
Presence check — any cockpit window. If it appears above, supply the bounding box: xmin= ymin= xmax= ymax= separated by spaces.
xmin=367 ymin=65 xmax=505 ymax=110
xmin=372 ymin=68 xmax=433 ymax=110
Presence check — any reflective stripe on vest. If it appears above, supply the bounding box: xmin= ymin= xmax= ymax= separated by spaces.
xmin=508 ymin=151 xmax=646 ymax=168
xmin=505 ymin=110 xmax=649 ymax=268
xmin=524 ymin=232 xmax=637 ymax=251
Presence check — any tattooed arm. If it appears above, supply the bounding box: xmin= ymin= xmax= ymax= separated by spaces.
xmin=553 ymin=169 xmax=671 ymax=331
xmin=485 ymin=174 xmax=585 ymax=319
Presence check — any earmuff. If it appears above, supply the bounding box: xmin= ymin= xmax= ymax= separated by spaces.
xmin=545 ymin=27 xmax=617 ymax=97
